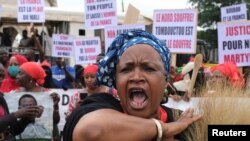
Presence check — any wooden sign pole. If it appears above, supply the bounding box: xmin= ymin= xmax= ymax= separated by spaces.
xmin=188 ymin=54 xmax=203 ymax=98
xmin=171 ymin=54 xmax=177 ymax=67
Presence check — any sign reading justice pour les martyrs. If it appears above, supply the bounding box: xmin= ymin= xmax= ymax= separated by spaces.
xmin=17 ymin=0 xmax=45 ymax=23
xmin=104 ymin=24 xmax=145 ymax=52
xmin=84 ymin=0 xmax=117 ymax=29
xmin=221 ymin=3 xmax=247 ymax=22
xmin=74 ymin=37 xmax=101 ymax=65
xmin=217 ymin=21 xmax=250 ymax=67
xmin=153 ymin=9 xmax=197 ymax=54
xmin=52 ymin=34 xmax=75 ymax=58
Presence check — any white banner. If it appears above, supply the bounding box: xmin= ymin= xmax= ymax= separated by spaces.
xmin=4 ymin=92 xmax=53 ymax=139
xmin=153 ymin=9 xmax=198 ymax=54
xmin=104 ymin=24 xmax=145 ymax=52
xmin=217 ymin=21 xmax=250 ymax=67
xmin=221 ymin=3 xmax=247 ymax=22
xmin=52 ymin=34 xmax=75 ymax=58
xmin=49 ymin=89 xmax=81 ymax=132
xmin=74 ymin=37 xmax=101 ymax=65
xmin=84 ymin=0 xmax=117 ymax=29
xmin=17 ymin=0 xmax=45 ymax=23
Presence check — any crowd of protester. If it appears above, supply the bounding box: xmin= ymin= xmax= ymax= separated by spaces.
xmin=0 ymin=26 xmax=250 ymax=141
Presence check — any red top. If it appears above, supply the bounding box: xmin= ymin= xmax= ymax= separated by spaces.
xmin=0 ymin=105 xmax=5 ymax=117
xmin=160 ymin=107 xmax=167 ymax=122
xmin=0 ymin=76 xmax=19 ymax=93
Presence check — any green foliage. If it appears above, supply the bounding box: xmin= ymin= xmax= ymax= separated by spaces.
xmin=188 ymin=0 xmax=250 ymax=48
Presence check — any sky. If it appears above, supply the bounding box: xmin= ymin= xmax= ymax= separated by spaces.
xmin=57 ymin=0 xmax=190 ymax=18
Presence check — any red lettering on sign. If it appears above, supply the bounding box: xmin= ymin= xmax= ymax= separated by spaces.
xmin=85 ymin=48 xmax=96 ymax=53
xmin=107 ymin=30 xmax=115 ymax=38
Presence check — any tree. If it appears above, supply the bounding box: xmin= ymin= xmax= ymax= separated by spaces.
xmin=188 ymin=0 xmax=250 ymax=49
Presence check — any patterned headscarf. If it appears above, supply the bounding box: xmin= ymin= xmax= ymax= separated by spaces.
xmin=96 ymin=30 xmax=171 ymax=87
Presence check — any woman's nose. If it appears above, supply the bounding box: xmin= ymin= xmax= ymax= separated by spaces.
xmin=129 ymin=69 xmax=144 ymax=82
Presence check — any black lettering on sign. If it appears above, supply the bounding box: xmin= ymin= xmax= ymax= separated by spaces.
xmin=61 ymin=94 xmax=69 ymax=105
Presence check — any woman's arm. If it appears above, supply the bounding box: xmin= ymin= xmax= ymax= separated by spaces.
xmin=73 ymin=109 xmax=157 ymax=141
xmin=73 ymin=108 xmax=201 ymax=141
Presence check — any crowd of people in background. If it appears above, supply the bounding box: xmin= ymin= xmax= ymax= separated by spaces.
xmin=0 ymin=25 xmax=250 ymax=141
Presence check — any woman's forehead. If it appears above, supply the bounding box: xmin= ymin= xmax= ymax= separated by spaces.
xmin=120 ymin=45 xmax=161 ymax=61
xmin=84 ymin=73 xmax=96 ymax=76
xmin=212 ymin=70 xmax=224 ymax=76
xmin=122 ymin=44 xmax=160 ymax=56
xmin=19 ymin=69 xmax=33 ymax=80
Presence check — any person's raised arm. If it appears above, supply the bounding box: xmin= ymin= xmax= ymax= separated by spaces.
xmin=60 ymin=60 xmax=75 ymax=83
xmin=30 ymin=25 xmax=45 ymax=63
xmin=32 ymin=34 xmax=45 ymax=63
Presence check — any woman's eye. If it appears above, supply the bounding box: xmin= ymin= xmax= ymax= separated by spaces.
xmin=144 ymin=66 xmax=155 ymax=72
xmin=120 ymin=67 xmax=130 ymax=73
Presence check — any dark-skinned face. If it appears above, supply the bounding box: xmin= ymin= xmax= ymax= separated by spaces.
xmin=116 ymin=44 xmax=166 ymax=118
xmin=84 ymin=73 xmax=97 ymax=89
xmin=0 ymin=49 xmax=9 ymax=65
xmin=56 ymin=57 xmax=64 ymax=67
xmin=16 ymin=69 xmax=33 ymax=87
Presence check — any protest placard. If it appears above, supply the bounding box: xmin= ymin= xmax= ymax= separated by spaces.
xmin=49 ymin=89 xmax=81 ymax=132
xmin=153 ymin=9 xmax=198 ymax=54
xmin=17 ymin=0 xmax=45 ymax=23
xmin=4 ymin=92 xmax=53 ymax=139
xmin=74 ymin=37 xmax=101 ymax=64
xmin=52 ymin=34 xmax=75 ymax=58
xmin=221 ymin=3 xmax=247 ymax=22
xmin=104 ymin=24 xmax=145 ymax=51
xmin=217 ymin=21 xmax=250 ymax=67
xmin=84 ymin=0 xmax=117 ymax=29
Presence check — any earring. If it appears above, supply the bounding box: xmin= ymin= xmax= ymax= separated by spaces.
xmin=164 ymin=88 xmax=168 ymax=96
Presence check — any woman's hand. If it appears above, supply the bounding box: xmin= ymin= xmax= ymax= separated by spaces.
xmin=162 ymin=108 xmax=202 ymax=139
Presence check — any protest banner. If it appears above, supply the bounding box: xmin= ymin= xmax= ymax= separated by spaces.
xmin=4 ymin=92 xmax=53 ymax=139
xmin=153 ymin=9 xmax=198 ymax=54
xmin=217 ymin=21 xmax=250 ymax=67
xmin=104 ymin=24 xmax=145 ymax=51
xmin=52 ymin=34 xmax=75 ymax=58
xmin=221 ymin=3 xmax=247 ymax=22
xmin=74 ymin=37 xmax=101 ymax=65
xmin=84 ymin=0 xmax=117 ymax=29
xmin=49 ymin=89 xmax=81 ymax=132
xmin=17 ymin=0 xmax=45 ymax=23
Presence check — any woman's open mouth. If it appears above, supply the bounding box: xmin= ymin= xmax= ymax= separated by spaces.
xmin=129 ymin=88 xmax=148 ymax=110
